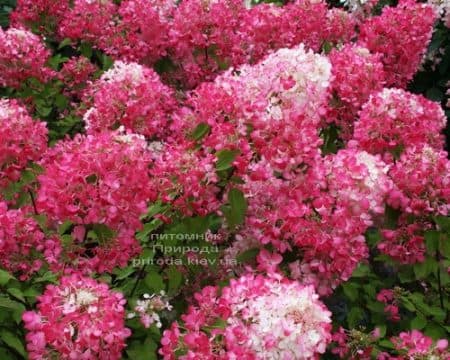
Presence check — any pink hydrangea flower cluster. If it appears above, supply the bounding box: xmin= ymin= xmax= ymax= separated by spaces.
xmin=358 ymin=0 xmax=437 ymax=88
xmin=9 ymin=0 xmax=437 ymax=89
xmin=150 ymin=142 xmax=221 ymax=216
xmin=324 ymin=9 xmax=358 ymax=46
xmin=128 ymin=292 xmax=173 ymax=329
xmin=240 ymin=0 xmax=329 ymax=63
xmin=36 ymin=131 xmax=154 ymax=272
xmin=22 ymin=274 xmax=131 ymax=360
xmin=0 ymin=202 xmax=58 ymax=280
xmin=112 ymin=0 xmax=174 ymax=63
xmin=327 ymin=44 xmax=386 ymax=136
xmin=204 ymin=44 xmax=332 ymax=173
xmin=160 ymin=273 xmax=332 ymax=359
xmin=59 ymin=56 xmax=98 ymax=97
xmin=378 ymin=219 xmax=429 ymax=264
xmin=376 ymin=289 xmax=400 ymax=322
xmin=324 ymin=149 xmax=393 ymax=217
xmin=353 ymin=88 xmax=447 ymax=160
xmin=167 ymin=0 xmax=245 ymax=87
xmin=0 ymin=99 xmax=48 ymax=190
xmin=0 ymin=27 xmax=53 ymax=88
xmin=389 ymin=330 xmax=449 ymax=359
xmin=58 ymin=0 xmax=118 ymax=48
xmin=233 ymin=149 xmax=392 ymax=294
xmin=10 ymin=0 xmax=68 ymax=33
xmin=83 ymin=61 xmax=176 ymax=138
xmin=388 ymin=146 xmax=450 ymax=216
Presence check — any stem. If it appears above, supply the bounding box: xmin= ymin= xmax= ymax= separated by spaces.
xmin=436 ymin=251 xmax=444 ymax=309
xmin=29 ymin=190 xmax=39 ymax=215
xmin=130 ymin=264 xmax=147 ymax=297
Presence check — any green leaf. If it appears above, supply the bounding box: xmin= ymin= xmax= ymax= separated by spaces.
xmin=7 ymin=288 xmax=25 ymax=303
xmin=20 ymin=169 xmax=36 ymax=185
xmin=424 ymin=323 xmax=447 ymax=339
xmin=144 ymin=271 xmax=165 ymax=293
xmin=127 ymin=338 xmax=158 ymax=360
xmin=92 ymin=224 xmax=115 ymax=244
xmin=378 ymin=339 xmax=395 ymax=350
xmin=113 ymin=266 xmax=136 ymax=281
xmin=236 ymin=248 xmax=259 ymax=263
xmin=136 ymin=220 xmax=163 ymax=243
xmin=100 ymin=54 xmax=114 ymax=70
xmin=347 ymin=307 xmax=364 ymax=328
xmin=401 ymin=298 xmax=416 ymax=312
xmin=425 ymin=231 xmax=440 ymax=255
xmin=216 ymin=149 xmax=240 ymax=171
xmin=428 ymin=306 xmax=446 ymax=322
xmin=439 ymin=237 xmax=450 ymax=259
xmin=0 ymin=331 xmax=26 ymax=357
xmin=342 ymin=283 xmax=359 ymax=302
xmin=435 ymin=216 xmax=450 ymax=231
xmin=55 ymin=93 xmax=69 ymax=110
xmin=191 ymin=123 xmax=211 ymax=141
xmin=414 ymin=257 xmax=437 ymax=279
xmin=224 ymin=188 xmax=247 ymax=228
xmin=58 ymin=220 xmax=73 ymax=235
xmin=398 ymin=267 xmax=415 ymax=283
xmin=322 ymin=41 xmax=333 ymax=54
xmin=58 ymin=38 xmax=72 ymax=49
xmin=36 ymin=103 xmax=52 ymax=117
xmin=166 ymin=266 xmax=183 ymax=296
xmin=351 ymin=264 xmax=370 ymax=278
xmin=0 ymin=269 xmax=14 ymax=286
xmin=411 ymin=315 xmax=427 ymax=330
xmin=79 ymin=42 xmax=93 ymax=58
xmin=0 ymin=298 xmax=24 ymax=312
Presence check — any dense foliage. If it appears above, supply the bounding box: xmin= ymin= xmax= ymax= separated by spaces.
xmin=0 ymin=0 xmax=449 ymax=358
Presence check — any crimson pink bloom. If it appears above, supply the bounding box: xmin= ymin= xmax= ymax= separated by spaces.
xmin=22 ymin=274 xmax=131 ymax=360
xmin=110 ymin=0 xmax=174 ymax=63
xmin=0 ymin=202 xmax=59 ymax=280
xmin=392 ymin=330 xmax=449 ymax=357
xmin=160 ymin=273 xmax=332 ymax=359
xmin=166 ymin=0 xmax=246 ymax=88
xmin=10 ymin=0 xmax=69 ymax=33
xmin=240 ymin=0 xmax=329 ymax=64
xmin=327 ymin=44 xmax=386 ymax=137
xmin=0 ymin=99 xmax=48 ymax=190
xmin=36 ymin=131 xmax=154 ymax=272
xmin=376 ymin=289 xmax=400 ymax=322
xmin=0 ymin=27 xmax=54 ymax=88
xmin=58 ymin=0 xmax=117 ymax=47
xmin=150 ymin=141 xmax=221 ymax=216
xmin=59 ymin=56 xmax=97 ymax=98
xmin=378 ymin=217 xmax=431 ymax=264
xmin=83 ymin=61 xmax=176 ymax=138
xmin=324 ymin=8 xmax=358 ymax=46
xmin=358 ymin=0 xmax=437 ymax=88
xmin=388 ymin=146 xmax=450 ymax=216
xmin=353 ymin=88 xmax=447 ymax=160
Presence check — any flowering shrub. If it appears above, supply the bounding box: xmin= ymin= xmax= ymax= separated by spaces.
xmin=0 ymin=0 xmax=449 ymax=359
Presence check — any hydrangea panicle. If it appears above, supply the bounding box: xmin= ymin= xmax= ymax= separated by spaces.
xmin=22 ymin=274 xmax=131 ymax=359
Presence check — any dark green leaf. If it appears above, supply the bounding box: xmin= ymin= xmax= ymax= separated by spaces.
xmin=216 ymin=149 xmax=240 ymax=171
